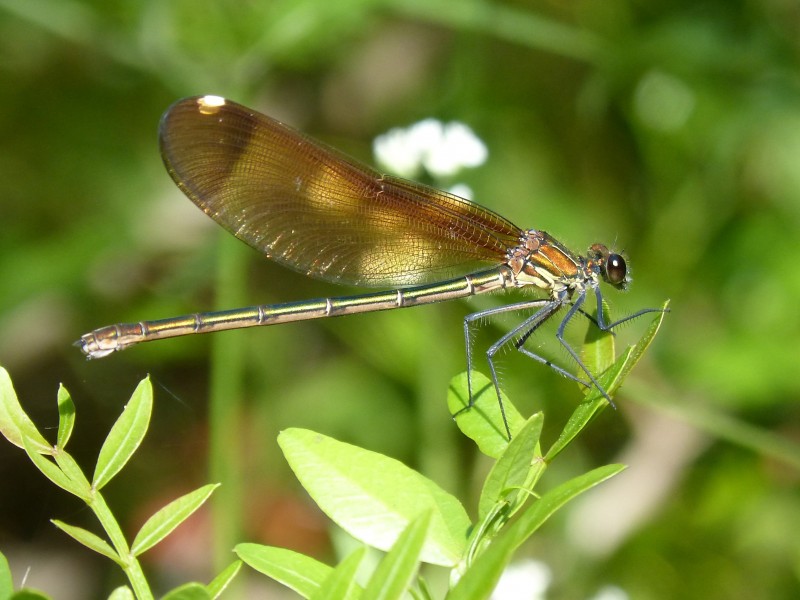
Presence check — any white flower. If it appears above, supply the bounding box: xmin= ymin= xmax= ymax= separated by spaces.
xmin=373 ymin=118 xmax=488 ymax=179
xmin=490 ymin=559 xmax=552 ymax=600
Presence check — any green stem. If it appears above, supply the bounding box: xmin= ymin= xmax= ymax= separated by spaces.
xmin=89 ymin=489 xmax=153 ymax=600
xmin=209 ymin=232 xmax=249 ymax=572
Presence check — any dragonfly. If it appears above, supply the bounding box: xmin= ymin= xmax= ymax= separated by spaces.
xmin=78 ymin=95 xmax=662 ymax=438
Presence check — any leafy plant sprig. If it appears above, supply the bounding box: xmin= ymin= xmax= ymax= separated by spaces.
xmin=0 ymin=300 xmax=668 ymax=599
xmin=0 ymin=370 xmax=238 ymax=600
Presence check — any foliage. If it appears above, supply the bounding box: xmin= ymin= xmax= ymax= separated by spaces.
xmin=0 ymin=304 xmax=667 ymax=598
xmin=2 ymin=0 xmax=800 ymax=598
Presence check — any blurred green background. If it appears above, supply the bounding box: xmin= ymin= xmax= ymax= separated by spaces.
xmin=1 ymin=0 xmax=799 ymax=598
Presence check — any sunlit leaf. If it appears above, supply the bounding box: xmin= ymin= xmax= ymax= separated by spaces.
xmin=362 ymin=511 xmax=431 ymax=600
xmin=131 ymin=484 xmax=218 ymax=556
xmin=93 ymin=377 xmax=152 ymax=490
xmin=311 ymin=547 xmax=364 ymax=600
xmin=237 ymin=544 xmax=332 ymax=598
xmin=51 ymin=520 xmax=121 ymax=565
xmin=447 ymin=371 xmax=525 ymax=458
xmin=279 ymin=429 xmax=470 ymax=566
xmin=207 ymin=560 xmax=242 ymax=599
xmin=160 ymin=583 xmax=212 ymax=600
xmin=0 ymin=367 xmax=51 ymax=453
xmin=478 ymin=412 xmax=544 ymax=520
xmin=449 ymin=464 xmax=624 ymax=600
xmin=56 ymin=384 xmax=75 ymax=449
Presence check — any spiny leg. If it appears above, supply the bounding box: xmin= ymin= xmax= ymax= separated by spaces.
xmin=554 ymin=290 xmax=617 ymax=408
xmin=591 ymin=286 xmax=669 ymax=330
xmin=457 ymin=299 xmax=553 ymax=438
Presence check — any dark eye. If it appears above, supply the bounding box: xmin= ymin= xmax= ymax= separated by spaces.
xmin=605 ymin=254 xmax=627 ymax=285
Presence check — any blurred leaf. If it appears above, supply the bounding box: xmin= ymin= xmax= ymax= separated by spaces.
xmin=311 ymin=547 xmax=365 ymax=600
xmin=448 ymin=371 xmax=525 ymax=458
xmin=0 ymin=550 xmax=12 ymax=598
xmin=362 ymin=511 xmax=431 ymax=600
xmin=160 ymin=583 xmax=212 ymax=600
xmin=235 ymin=544 xmax=332 ymax=598
xmin=106 ymin=587 xmax=134 ymax=600
xmin=8 ymin=590 xmax=51 ymax=600
xmin=51 ymin=520 xmax=121 ymax=565
xmin=206 ymin=560 xmax=242 ymax=600
xmin=93 ymin=377 xmax=152 ymax=490
xmin=278 ymin=428 xmax=470 ymax=567
xmin=131 ymin=484 xmax=219 ymax=556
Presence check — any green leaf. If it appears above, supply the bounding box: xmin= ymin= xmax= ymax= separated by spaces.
xmin=131 ymin=483 xmax=219 ymax=556
xmin=93 ymin=377 xmax=152 ymax=490
xmin=449 ymin=464 xmax=624 ymax=600
xmin=447 ymin=371 xmax=525 ymax=458
xmin=51 ymin=520 xmax=121 ymax=565
xmin=160 ymin=583 xmax=212 ymax=600
xmin=581 ymin=299 xmax=615 ymax=384
xmin=617 ymin=299 xmax=670 ymax=383
xmin=22 ymin=436 xmax=87 ymax=499
xmin=362 ymin=511 xmax=431 ymax=600
xmin=546 ymin=302 xmax=669 ymax=462
xmin=509 ymin=463 xmax=624 ymax=542
xmin=207 ymin=560 xmax=242 ymax=599
xmin=311 ymin=547 xmax=364 ymax=600
xmin=235 ymin=543 xmax=332 ymax=597
xmin=56 ymin=384 xmax=75 ymax=449
xmin=0 ymin=550 xmax=13 ymax=598
xmin=478 ymin=413 xmax=544 ymax=521
xmin=53 ymin=449 xmax=91 ymax=493
xmin=0 ymin=367 xmax=51 ymax=453
xmin=545 ymin=348 xmax=633 ymax=462
xmin=106 ymin=586 xmax=135 ymax=600
xmin=279 ymin=429 xmax=470 ymax=567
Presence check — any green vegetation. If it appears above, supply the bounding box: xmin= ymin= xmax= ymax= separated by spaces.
xmin=0 ymin=1 xmax=798 ymax=598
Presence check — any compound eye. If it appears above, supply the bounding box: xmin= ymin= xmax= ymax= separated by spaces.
xmin=605 ymin=254 xmax=627 ymax=285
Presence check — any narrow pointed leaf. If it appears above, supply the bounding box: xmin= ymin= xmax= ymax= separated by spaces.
xmin=449 ymin=464 xmax=624 ymax=600
xmin=22 ymin=436 xmax=86 ymax=498
xmin=362 ymin=511 xmax=431 ymax=600
xmin=52 ymin=520 xmax=121 ymax=564
xmin=478 ymin=413 xmax=544 ymax=520
xmin=236 ymin=544 xmax=332 ymax=597
xmin=56 ymin=384 xmax=75 ymax=449
xmin=545 ymin=348 xmax=632 ymax=462
xmin=161 ymin=583 xmax=212 ymax=600
xmin=207 ymin=560 xmax=242 ymax=599
xmin=311 ymin=547 xmax=364 ymax=600
xmin=279 ymin=429 xmax=470 ymax=567
xmin=93 ymin=377 xmax=152 ymax=490
xmin=447 ymin=371 xmax=525 ymax=458
xmin=53 ymin=449 xmax=91 ymax=493
xmin=131 ymin=484 xmax=218 ymax=556
xmin=617 ymin=299 xmax=670 ymax=382
xmin=0 ymin=367 xmax=51 ymax=452
xmin=547 ymin=302 xmax=668 ymax=461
